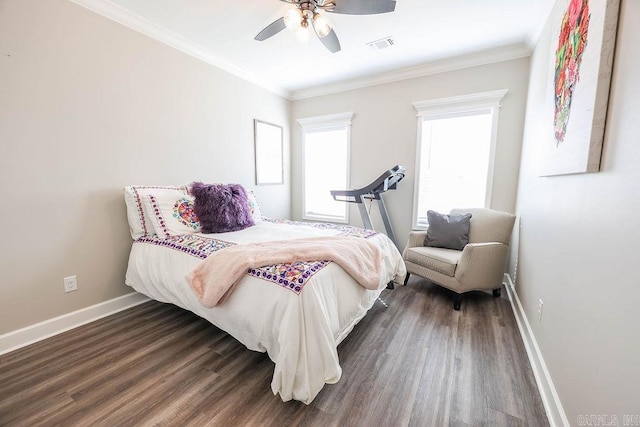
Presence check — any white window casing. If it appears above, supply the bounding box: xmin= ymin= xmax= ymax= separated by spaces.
xmin=411 ymin=90 xmax=507 ymax=229
xmin=297 ymin=112 xmax=353 ymax=223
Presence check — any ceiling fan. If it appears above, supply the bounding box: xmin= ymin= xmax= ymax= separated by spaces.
xmin=254 ymin=0 xmax=397 ymax=53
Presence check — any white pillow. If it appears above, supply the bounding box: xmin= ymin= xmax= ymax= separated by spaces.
xmin=124 ymin=185 xmax=189 ymax=239
xmin=246 ymin=190 xmax=264 ymax=222
xmin=144 ymin=192 xmax=201 ymax=239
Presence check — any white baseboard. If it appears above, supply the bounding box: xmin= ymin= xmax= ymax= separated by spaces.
xmin=503 ymin=274 xmax=569 ymax=427
xmin=0 ymin=292 xmax=150 ymax=356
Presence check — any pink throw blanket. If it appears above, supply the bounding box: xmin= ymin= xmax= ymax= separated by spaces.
xmin=186 ymin=236 xmax=382 ymax=307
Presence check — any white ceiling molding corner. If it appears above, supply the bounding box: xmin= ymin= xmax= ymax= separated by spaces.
xmin=525 ymin=0 xmax=558 ymax=50
xmin=68 ymin=0 xmax=289 ymax=98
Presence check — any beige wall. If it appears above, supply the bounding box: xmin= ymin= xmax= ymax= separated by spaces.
xmin=0 ymin=0 xmax=290 ymax=334
xmin=290 ymin=58 xmax=530 ymax=249
xmin=513 ymin=0 xmax=640 ymax=420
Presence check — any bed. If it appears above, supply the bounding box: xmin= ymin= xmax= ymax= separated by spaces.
xmin=123 ymin=185 xmax=406 ymax=404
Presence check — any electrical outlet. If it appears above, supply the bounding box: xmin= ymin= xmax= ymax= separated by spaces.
xmin=537 ymin=298 xmax=544 ymax=321
xmin=64 ymin=275 xmax=78 ymax=293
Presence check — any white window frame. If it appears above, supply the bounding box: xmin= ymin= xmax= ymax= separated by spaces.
xmin=411 ymin=89 xmax=508 ymax=229
xmin=297 ymin=112 xmax=353 ymax=223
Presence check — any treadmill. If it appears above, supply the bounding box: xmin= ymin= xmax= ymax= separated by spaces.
xmin=330 ymin=165 xmax=405 ymax=247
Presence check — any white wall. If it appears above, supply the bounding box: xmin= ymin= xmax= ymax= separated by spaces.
xmin=513 ymin=0 xmax=640 ymax=421
xmin=291 ymin=58 xmax=530 ymax=249
xmin=0 ymin=0 xmax=290 ymax=334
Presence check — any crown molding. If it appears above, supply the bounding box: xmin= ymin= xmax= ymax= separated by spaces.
xmin=68 ymin=0 xmax=289 ymax=98
xmin=68 ymin=0 xmax=537 ymax=102
xmin=289 ymin=44 xmax=531 ymax=101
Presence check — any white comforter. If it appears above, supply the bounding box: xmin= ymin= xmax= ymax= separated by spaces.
xmin=125 ymin=220 xmax=406 ymax=404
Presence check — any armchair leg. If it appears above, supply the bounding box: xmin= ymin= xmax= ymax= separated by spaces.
xmin=493 ymin=288 xmax=501 ymax=297
xmin=403 ymin=273 xmax=410 ymax=286
xmin=453 ymin=294 xmax=463 ymax=311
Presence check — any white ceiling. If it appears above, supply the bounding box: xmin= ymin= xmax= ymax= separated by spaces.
xmin=72 ymin=0 xmax=555 ymax=99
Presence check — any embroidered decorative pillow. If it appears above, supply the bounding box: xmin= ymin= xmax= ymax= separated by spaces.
xmin=143 ymin=192 xmax=201 ymax=239
xmin=124 ymin=185 xmax=189 ymax=239
xmin=424 ymin=210 xmax=472 ymax=251
xmin=246 ymin=190 xmax=264 ymax=222
xmin=191 ymin=182 xmax=255 ymax=233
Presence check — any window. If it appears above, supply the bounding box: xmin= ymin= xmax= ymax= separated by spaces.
xmin=297 ymin=112 xmax=353 ymax=223
xmin=412 ymin=90 xmax=507 ymax=229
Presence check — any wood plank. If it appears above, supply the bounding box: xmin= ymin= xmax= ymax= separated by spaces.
xmin=450 ymin=293 xmax=489 ymax=426
xmin=0 ymin=278 xmax=548 ymax=426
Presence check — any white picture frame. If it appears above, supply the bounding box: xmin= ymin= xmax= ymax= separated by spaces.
xmin=254 ymin=119 xmax=284 ymax=185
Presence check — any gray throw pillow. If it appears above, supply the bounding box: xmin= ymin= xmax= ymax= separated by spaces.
xmin=424 ymin=210 xmax=472 ymax=250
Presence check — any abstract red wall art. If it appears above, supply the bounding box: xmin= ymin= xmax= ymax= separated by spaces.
xmin=554 ymin=0 xmax=590 ymax=145
xmin=541 ymin=0 xmax=620 ymax=176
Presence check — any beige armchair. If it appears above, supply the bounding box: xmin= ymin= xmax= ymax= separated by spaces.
xmin=403 ymin=208 xmax=516 ymax=310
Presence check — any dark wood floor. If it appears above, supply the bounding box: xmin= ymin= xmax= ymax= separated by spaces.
xmin=0 ymin=277 xmax=548 ymax=426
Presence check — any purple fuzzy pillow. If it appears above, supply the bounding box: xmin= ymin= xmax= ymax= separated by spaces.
xmin=190 ymin=182 xmax=255 ymax=233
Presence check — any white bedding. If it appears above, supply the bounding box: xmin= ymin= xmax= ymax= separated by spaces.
xmin=125 ymin=220 xmax=406 ymax=404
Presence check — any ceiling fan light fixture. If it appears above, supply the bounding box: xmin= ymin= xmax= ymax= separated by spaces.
xmin=296 ymin=26 xmax=311 ymax=43
xmin=312 ymin=12 xmax=331 ymax=38
xmin=284 ymin=8 xmax=303 ymax=30
xmin=256 ymin=0 xmax=395 ymax=53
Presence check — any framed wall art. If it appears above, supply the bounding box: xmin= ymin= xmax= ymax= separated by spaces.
xmin=541 ymin=0 xmax=620 ymax=176
xmin=254 ymin=119 xmax=284 ymax=185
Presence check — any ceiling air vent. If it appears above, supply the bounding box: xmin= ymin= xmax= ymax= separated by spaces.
xmin=367 ymin=36 xmax=395 ymax=50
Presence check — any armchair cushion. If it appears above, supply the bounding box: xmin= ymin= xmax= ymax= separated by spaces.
xmin=424 ymin=210 xmax=472 ymax=250
xmin=405 ymin=246 xmax=462 ymax=277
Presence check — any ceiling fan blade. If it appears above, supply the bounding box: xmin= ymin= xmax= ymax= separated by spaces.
xmin=254 ymin=17 xmax=287 ymax=41
xmin=328 ymin=0 xmax=396 ymax=15
xmin=317 ymin=28 xmax=341 ymax=53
